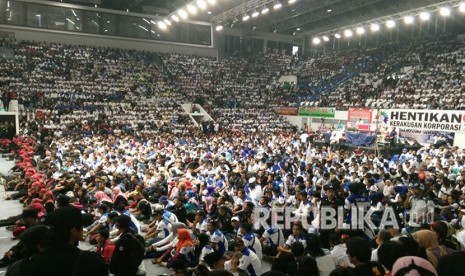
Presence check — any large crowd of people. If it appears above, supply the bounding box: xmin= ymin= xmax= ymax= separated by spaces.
xmin=0 ymin=36 xmax=464 ymax=276
xmin=302 ymin=37 xmax=465 ymax=110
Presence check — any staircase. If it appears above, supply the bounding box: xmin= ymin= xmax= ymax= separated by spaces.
xmin=180 ymin=103 xmax=213 ymax=127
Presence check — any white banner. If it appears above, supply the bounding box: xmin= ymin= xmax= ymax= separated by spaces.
xmin=378 ymin=109 xmax=465 ymax=133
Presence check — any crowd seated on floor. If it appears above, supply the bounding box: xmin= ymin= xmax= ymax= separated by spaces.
xmin=1 ymin=128 xmax=465 ymax=276
xmin=1 ymin=37 xmax=465 ymax=276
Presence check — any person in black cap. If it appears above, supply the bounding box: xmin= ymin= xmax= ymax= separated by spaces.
xmin=0 ymin=208 xmax=40 ymax=268
xmin=5 ymin=225 xmax=50 ymax=276
xmin=22 ymin=206 xmax=107 ymax=276
xmin=320 ymin=182 xmax=343 ymax=248
xmin=56 ymin=194 xmax=71 ymax=208
xmin=110 ymin=215 xmax=145 ymax=276
xmin=190 ymin=251 xmax=225 ymax=276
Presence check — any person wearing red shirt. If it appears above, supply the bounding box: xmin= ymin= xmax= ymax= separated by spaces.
xmin=96 ymin=229 xmax=115 ymax=264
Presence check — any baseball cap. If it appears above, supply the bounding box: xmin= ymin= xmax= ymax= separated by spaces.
xmin=203 ymin=252 xmax=223 ymax=267
xmin=22 ymin=208 xmax=39 ymax=219
xmin=231 ymin=216 xmax=240 ymax=222
xmin=325 ymin=183 xmax=336 ymax=190
xmin=45 ymin=206 xmax=93 ymax=231
xmin=159 ymin=195 xmax=168 ymax=203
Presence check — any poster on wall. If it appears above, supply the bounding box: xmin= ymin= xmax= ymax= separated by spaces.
xmin=379 ymin=109 xmax=465 ymax=133
xmin=298 ymin=107 xmax=335 ymax=117
xmin=398 ymin=129 xmax=455 ymax=146
xmin=273 ymin=107 xmax=299 ymax=116
xmin=0 ymin=113 xmax=18 ymax=139
xmin=347 ymin=108 xmax=372 ymax=131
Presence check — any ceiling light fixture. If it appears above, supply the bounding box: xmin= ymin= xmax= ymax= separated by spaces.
xmin=196 ymin=0 xmax=207 ymax=10
xmin=187 ymin=4 xmax=197 ymax=14
xmin=419 ymin=12 xmax=430 ymax=20
xmin=274 ymin=2 xmax=282 ymax=10
xmin=178 ymin=9 xmax=188 ymax=19
xmin=459 ymin=2 xmax=465 ymax=13
xmin=386 ymin=20 xmax=396 ymax=28
xmin=439 ymin=7 xmax=451 ymax=16
xmin=404 ymin=15 xmax=414 ymax=24
xmin=171 ymin=14 xmax=179 ymax=22
xmin=158 ymin=21 xmax=167 ymax=30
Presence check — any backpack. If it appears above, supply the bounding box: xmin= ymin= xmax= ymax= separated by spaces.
xmin=110 ymin=232 xmax=145 ymax=275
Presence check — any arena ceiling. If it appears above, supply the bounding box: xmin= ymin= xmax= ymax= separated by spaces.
xmin=51 ymin=0 xmax=450 ymax=36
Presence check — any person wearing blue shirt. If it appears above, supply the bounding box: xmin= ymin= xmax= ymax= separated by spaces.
xmin=276 ymin=223 xmax=307 ymax=258
xmin=226 ymin=239 xmax=262 ymax=276
xmin=260 ymin=227 xmax=284 ymax=256
xmin=207 ymin=220 xmax=228 ymax=256
xmin=240 ymin=223 xmax=262 ymax=259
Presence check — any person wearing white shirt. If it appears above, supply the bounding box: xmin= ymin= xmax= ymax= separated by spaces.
xmin=330 ymin=235 xmax=352 ymax=267
xmin=226 ymin=239 xmax=262 ymax=276
xmin=371 ymin=229 xmax=392 ymax=262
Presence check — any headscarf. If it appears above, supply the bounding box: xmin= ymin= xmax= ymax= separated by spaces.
xmin=112 ymin=186 xmax=127 ymax=203
xmin=412 ymin=230 xmax=447 ymax=268
xmin=391 ymin=256 xmax=437 ymax=276
xmin=413 ymin=230 xmax=439 ymax=249
xmin=94 ymin=191 xmax=112 ymax=204
xmin=176 ymin=228 xmax=193 ymax=255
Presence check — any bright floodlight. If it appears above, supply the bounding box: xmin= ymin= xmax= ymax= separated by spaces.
xmin=158 ymin=21 xmax=167 ymax=30
xmin=215 ymin=25 xmax=223 ymax=31
xmin=196 ymin=0 xmax=207 ymax=10
xmin=356 ymin=27 xmax=365 ymax=35
xmin=262 ymin=7 xmax=269 ymax=14
xmin=252 ymin=11 xmax=259 ymax=17
xmin=187 ymin=4 xmax=197 ymax=14
xmin=404 ymin=15 xmax=414 ymax=24
xmin=440 ymin=7 xmax=451 ymax=16
xmin=289 ymin=0 xmax=297 ymax=4
xmin=207 ymin=0 xmax=216 ymax=4
xmin=370 ymin=23 xmax=380 ymax=32
xmin=419 ymin=12 xmax=430 ymax=21
xmin=274 ymin=2 xmax=282 ymax=10
xmin=322 ymin=36 xmax=329 ymax=42
xmin=386 ymin=20 xmax=396 ymax=28
xmin=334 ymin=33 xmax=341 ymax=39
xmin=460 ymin=2 xmax=465 ymax=13
xmin=344 ymin=30 xmax=353 ymax=37
xmin=242 ymin=14 xmax=250 ymax=21
xmin=312 ymin=37 xmax=321 ymax=45
xmin=164 ymin=19 xmax=171 ymax=26
xmin=171 ymin=15 xmax=179 ymax=22
xmin=178 ymin=9 xmax=188 ymax=19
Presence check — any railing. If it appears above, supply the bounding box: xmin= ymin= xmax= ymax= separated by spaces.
xmin=0 ymin=0 xmax=212 ymax=46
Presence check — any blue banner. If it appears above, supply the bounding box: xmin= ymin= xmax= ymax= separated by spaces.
xmin=344 ymin=131 xmax=376 ymax=147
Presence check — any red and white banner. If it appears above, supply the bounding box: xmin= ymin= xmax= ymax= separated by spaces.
xmin=347 ymin=108 xmax=372 ymax=132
